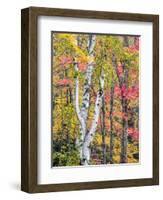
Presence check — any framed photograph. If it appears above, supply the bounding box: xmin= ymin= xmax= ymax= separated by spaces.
xmin=21 ymin=7 xmax=159 ymax=193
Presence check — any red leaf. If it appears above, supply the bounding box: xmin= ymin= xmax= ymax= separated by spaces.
xmin=56 ymin=79 xmax=73 ymax=86
xmin=114 ymin=85 xmax=121 ymax=96
xmin=127 ymin=128 xmax=139 ymax=140
xmin=78 ymin=63 xmax=87 ymax=72
xmin=114 ymin=84 xmax=139 ymax=100
xmin=126 ymin=85 xmax=139 ymax=100
xmin=121 ymin=84 xmax=128 ymax=97
xmin=59 ymin=55 xmax=72 ymax=65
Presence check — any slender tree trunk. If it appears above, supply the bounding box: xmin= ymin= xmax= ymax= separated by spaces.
xmin=122 ymin=37 xmax=129 ymax=163
xmin=120 ymin=68 xmax=128 ymax=163
xmin=74 ymin=63 xmax=86 ymax=159
xmin=80 ymin=35 xmax=96 ymax=123
xmin=74 ymin=35 xmax=97 ymax=165
xmin=60 ymin=89 xmax=65 ymax=148
xmin=74 ymin=35 xmax=105 ymax=165
xmin=112 ymin=53 xmax=128 ymax=163
xmin=109 ymin=80 xmax=114 ymax=164
xmin=101 ymin=95 xmax=106 ymax=164
xmin=66 ymin=88 xmax=69 ymax=105
xmin=69 ymin=88 xmax=73 ymax=103
xmin=82 ymin=71 xmax=105 ymax=165
xmin=120 ymin=97 xmax=128 ymax=162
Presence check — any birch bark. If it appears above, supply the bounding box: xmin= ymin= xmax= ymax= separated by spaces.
xmin=74 ymin=35 xmax=97 ymax=164
xmin=74 ymin=35 xmax=105 ymax=165
xmin=74 ymin=63 xmax=86 ymax=158
xmin=82 ymin=72 xmax=105 ymax=165
xmin=80 ymin=35 xmax=96 ymax=122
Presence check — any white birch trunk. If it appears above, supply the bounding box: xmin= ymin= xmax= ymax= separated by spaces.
xmin=82 ymin=72 xmax=105 ymax=165
xmin=74 ymin=63 xmax=86 ymax=158
xmin=74 ymin=35 xmax=104 ymax=165
xmin=80 ymin=35 xmax=96 ymax=122
xmin=74 ymin=35 xmax=96 ymax=163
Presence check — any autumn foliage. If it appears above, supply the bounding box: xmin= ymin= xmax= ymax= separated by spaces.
xmin=52 ymin=33 xmax=139 ymax=166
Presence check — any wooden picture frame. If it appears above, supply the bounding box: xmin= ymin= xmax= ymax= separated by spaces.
xmin=21 ymin=7 xmax=159 ymax=193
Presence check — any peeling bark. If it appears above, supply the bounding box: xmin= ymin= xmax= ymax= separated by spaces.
xmin=74 ymin=63 xmax=86 ymax=157
xmin=81 ymin=72 xmax=105 ymax=165
xmin=74 ymin=35 xmax=97 ymax=164
xmin=80 ymin=35 xmax=96 ymax=122
xmin=74 ymin=35 xmax=105 ymax=165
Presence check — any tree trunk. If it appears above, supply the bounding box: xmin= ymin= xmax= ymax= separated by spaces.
xmin=101 ymin=95 xmax=106 ymax=164
xmin=112 ymin=53 xmax=128 ymax=163
xmin=109 ymin=80 xmax=114 ymax=164
xmin=69 ymin=88 xmax=73 ymax=103
xmin=120 ymin=68 xmax=128 ymax=163
xmin=82 ymin=71 xmax=105 ymax=165
xmin=80 ymin=35 xmax=96 ymax=122
xmin=66 ymin=88 xmax=69 ymax=105
xmin=74 ymin=63 xmax=86 ymax=159
xmin=74 ymin=35 xmax=97 ymax=165
xmin=120 ymin=97 xmax=128 ymax=163
xmin=74 ymin=35 xmax=105 ymax=165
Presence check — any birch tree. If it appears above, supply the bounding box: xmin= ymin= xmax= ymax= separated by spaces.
xmin=74 ymin=35 xmax=105 ymax=165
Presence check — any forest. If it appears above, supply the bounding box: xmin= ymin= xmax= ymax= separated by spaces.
xmin=52 ymin=32 xmax=139 ymax=166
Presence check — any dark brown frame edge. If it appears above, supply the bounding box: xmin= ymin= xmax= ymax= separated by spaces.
xmin=21 ymin=6 xmax=159 ymax=193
